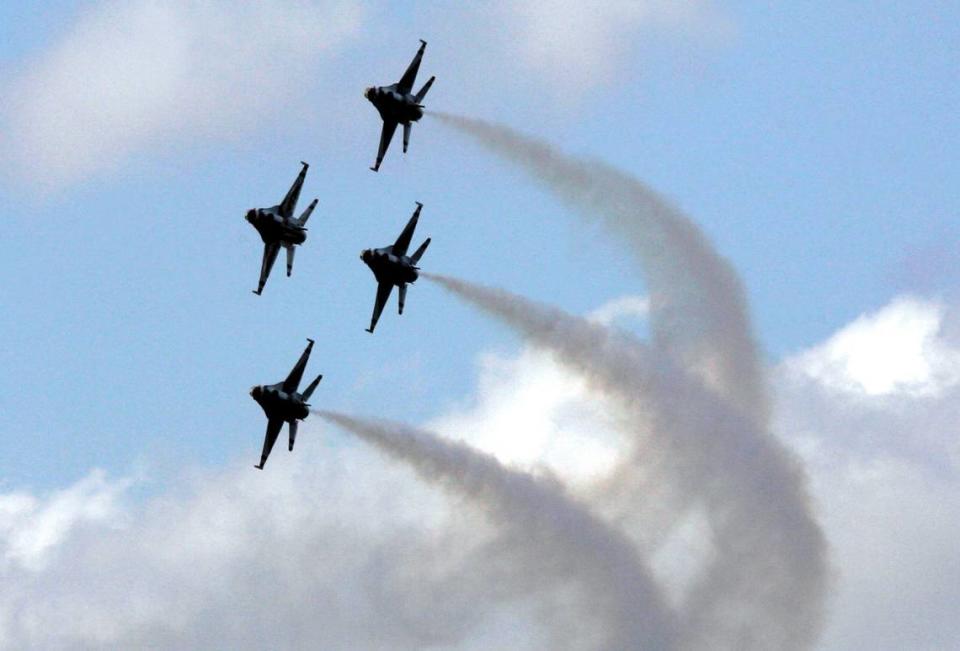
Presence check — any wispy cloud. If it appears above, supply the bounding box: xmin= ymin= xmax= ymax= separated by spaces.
xmin=491 ymin=0 xmax=733 ymax=94
xmin=0 ymin=0 xmax=364 ymax=190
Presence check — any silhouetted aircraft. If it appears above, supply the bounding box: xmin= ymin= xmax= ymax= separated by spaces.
xmin=361 ymin=202 xmax=431 ymax=333
xmin=364 ymin=40 xmax=435 ymax=172
xmin=246 ymin=162 xmax=318 ymax=295
xmin=250 ymin=339 xmax=322 ymax=469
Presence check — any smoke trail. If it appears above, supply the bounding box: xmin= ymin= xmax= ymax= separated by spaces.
xmin=425 ymin=273 xmax=828 ymax=651
xmin=317 ymin=410 xmax=680 ymax=651
xmin=430 ymin=111 xmax=766 ymax=423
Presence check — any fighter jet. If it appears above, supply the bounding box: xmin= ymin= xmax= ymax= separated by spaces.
xmin=245 ymin=161 xmax=318 ymax=295
xmin=360 ymin=202 xmax=431 ymax=333
xmin=364 ymin=39 xmax=435 ymax=172
xmin=250 ymin=339 xmax=322 ymax=469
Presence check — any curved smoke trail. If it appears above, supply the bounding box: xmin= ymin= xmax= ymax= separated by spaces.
xmin=430 ymin=112 xmax=767 ymax=424
xmin=423 ymin=276 xmax=827 ymax=650
xmin=317 ymin=411 xmax=680 ymax=651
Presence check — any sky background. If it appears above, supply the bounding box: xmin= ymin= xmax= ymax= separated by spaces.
xmin=0 ymin=2 xmax=958 ymax=650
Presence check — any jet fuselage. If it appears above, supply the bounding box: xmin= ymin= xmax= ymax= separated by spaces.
xmin=364 ymin=86 xmax=424 ymax=125
xmin=246 ymin=210 xmax=307 ymax=246
xmin=250 ymin=384 xmax=310 ymax=422
xmin=361 ymin=247 xmax=420 ymax=286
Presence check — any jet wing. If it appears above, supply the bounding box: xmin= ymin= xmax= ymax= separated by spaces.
xmin=255 ymin=417 xmax=284 ymax=469
xmin=254 ymin=242 xmax=281 ymax=295
xmin=283 ymin=338 xmax=315 ymax=393
xmin=367 ymin=282 xmax=394 ymax=333
xmin=278 ymin=161 xmax=308 ymax=219
xmin=392 ymin=202 xmax=423 ymax=256
xmin=371 ymin=120 xmax=398 ymax=172
xmin=397 ymin=40 xmax=427 ymax=95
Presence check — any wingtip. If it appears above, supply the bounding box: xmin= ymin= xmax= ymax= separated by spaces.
xmin=369 ymin=165 xmax=380 ymax=172
xmin=365 ymin=327 xmax=374 ymax=334
xmin=254 ymin=464 xmax=264 ymax=470
xmin=419 ymin=39 xmax=427 ymax=47
xmin=415 ymin=201 xmax=423 ymax=208
xmin=306 ymin=338 xmax=315 ymax=346
xmin=252 ymin=289 xmax=262 ymax=295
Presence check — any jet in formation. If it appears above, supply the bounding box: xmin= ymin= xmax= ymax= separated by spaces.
xmin=246 ymin=162 xmax=318 ymax=295
xmin=364 ymin=39 xmax=435 ymax=172
xmin=250 ymin=338 xmax=322 ymax=469
xmin=361 ymin=202 xmax=431 ymax=333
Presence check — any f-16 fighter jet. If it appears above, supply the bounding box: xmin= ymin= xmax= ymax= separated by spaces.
xmin=245 ymin=161 xmax=318 ymax=295
xmin=250 ymin=339 xmax=322 ymax=469
xmin=361 ymin=202 xmax=431 ymax=333
xmin=364 ymin=39 xmax=435 ymax=172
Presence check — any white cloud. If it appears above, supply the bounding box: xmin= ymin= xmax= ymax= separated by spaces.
xmin=429 ymin=348 xmax=623 ymax=484
xmin=784 ymin=296 xmax=960 ymax=398
xmin=0 ymin=470 xmax=129 ymax=571
xmin=1 ymin=0 xmax=364 ymax=189
xmin=775 ymin=294 xmax=960 ymax=650
xmin=588 ymin=294 xmax=650 ymax=325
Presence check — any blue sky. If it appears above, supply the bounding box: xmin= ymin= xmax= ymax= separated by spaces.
xmin=0 ymin=3 xmax=959 ymax=650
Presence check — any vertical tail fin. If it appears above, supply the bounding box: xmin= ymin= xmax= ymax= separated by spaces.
xmin=411 ymin=237 xmax=431 ymax=263
xmin=302 ymin=374 xmax=322 ymax=401
xmin=414 ymin=76 xmax=435 ymax=103
xmin=398 ymin=283 xmax=407 ymax=315
xmin=288 ymin=420 xmax=298 ymax=451
xmin=298 ymin=198 xmax=317 ymax=226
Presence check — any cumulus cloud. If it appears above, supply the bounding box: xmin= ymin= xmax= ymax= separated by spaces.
xmin=774 ymin=295 xmax=960 ymax=651
xmin=0 ymin=0 xmax=364 ymax=189
xmin=784 ymin=296 xmax=960 ymax=398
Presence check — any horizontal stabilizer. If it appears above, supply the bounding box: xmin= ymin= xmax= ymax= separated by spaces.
xmin=288 ymin=420 xmax=298 ymax=452
xmin=285 ymin=245 xmax=295 ymax=277
xmin=302 ymin=374 xmax=323 ymax=401
xmin=411 ymin=237 xmax=431 ymax=263
xmin=414 ymin=75 xmax=435 ymax=103
xmin=298 ymin=198 xmax=318 ymax=226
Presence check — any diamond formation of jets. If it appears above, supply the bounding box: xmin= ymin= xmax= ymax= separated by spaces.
xmin=364 ymin=40 xmax=435 ymax=172
xmin=248 ymin=40 xmax=440 ymax=466
xmin=361 ymin=202 xmax=431 ymax=333
xmin=250 ymin=339 xmax=323 ymax=469
xmin=246 ymin=161 xmax=318 ymax=295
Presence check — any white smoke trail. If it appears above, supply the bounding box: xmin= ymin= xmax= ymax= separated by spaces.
xmin=425 ymin=274 xmax=828 ymax=651
xmin=317 ymin=410 xmax=680 ymax=651
xmin=430 ymin=112 xmax=767 ymax=423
